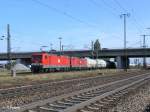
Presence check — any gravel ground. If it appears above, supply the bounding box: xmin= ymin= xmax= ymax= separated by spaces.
xmin=109 ymin=81 xmax=150 ymax=112
xmin=0 ymin=70 xmax=145 ymax=108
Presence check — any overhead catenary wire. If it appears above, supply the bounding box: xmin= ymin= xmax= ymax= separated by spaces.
xmin=90 ymin=0 xmax=144 ymax=35
xmin=88 ymin=0 xmax=127 ymax=44
xmin=31 ymin=0 xmax=96 ymax=27
xmin=101 ymin=0 xmax=121 ymax=14
xmin=88 ymin=0 xmax=119 ymax=18
xmin=89 ymin=0 xmax=145 ymax=49
xmin=131 ymin=15 xmax=143 ymax=33
xmin=113 ymin=0 xmax=128 ymax=12
xmin=113 ymin=0 xmax=144 ymax=34
xmin=127 ymin=41 xmax=142 ymax=48
xmin=131 ymin=9 xmax=144 ymax=33
xmin=7 ymin=0 xmax=146 ymax=51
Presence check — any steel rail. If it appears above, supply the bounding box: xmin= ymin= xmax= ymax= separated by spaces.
xmin=10 ymin=72 xmax=150 ymax=112
xmin=0 ymin=71 xmax=143 ymax=99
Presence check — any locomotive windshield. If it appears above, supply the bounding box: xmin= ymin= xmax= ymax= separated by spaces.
xmin=32 ymin=55 xmax=42 ymax=63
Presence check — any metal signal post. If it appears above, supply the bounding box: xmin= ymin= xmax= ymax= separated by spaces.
xmin=7 ymin=24 xmax=11 ymax=70
xmin=140 ymin=34 xmax=150 ymax=69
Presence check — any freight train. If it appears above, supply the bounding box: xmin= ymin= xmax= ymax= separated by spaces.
xmin=31 ymin=52 xmax=116 ymax=73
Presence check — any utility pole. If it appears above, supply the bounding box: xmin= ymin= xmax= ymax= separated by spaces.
xmin=120 ymin=13 xmax=130 ymax=71
xmin=140 ymin=34 xmax=150 ymax=69
xmin=7 ymin=24 xmax=11 ymax=70
xmin=62 ymin=45 xmax=66 ymax=51
xmin=62 ymin=45 xmax=68 ymax=52
xmin=91 ymin=41 xmax=94 ymax=59
xmin=62 ymin=45 xmax=68 ymax=54
xmin=58 ymin=37 xmax=62 ymax=55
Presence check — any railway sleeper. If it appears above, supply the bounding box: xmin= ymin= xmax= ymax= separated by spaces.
xmin=91 ymin=90 xmax=111 ymax=95
xmin=100 ymin=99 xmax=114 ymax=104
xmin=82 ymin=92 xmax=94 ymax=95
xmin=92 ymin=91 xmax=110 ymax=96
xmin=85 ymin=105 xmax=99 ymax=111
xmin=70 ymin=97 xmax=87 ymax=102
xmin=78 ymin=109 xmax=92 ymax=112
xmin=48 ymin=103 xmax=67 ymax=109
xmin=27 ymin=110 xmax=37 ymax=112
xmin=55 ymin=101 xmax=74 ymax=106
xmin=63 ymin=98 xmax=82 ymax=104
xmin=104 ymin=95 xmax=121 ymax=101
xmin=110 ymin=94 xmax=124 ymax=100
xmin=94 ymin=101 xmax=111 ymax=107
xmin=109 ymin=94 xmax=122 ymax=99
xmin=82 ymin=94 xmax=96 ymax=98
xmin=95 ymin=100 xmax=117 ymax=108
xmin=75 ymin=95 xmax=93 ymax=99
xmin=82 ymin=105 xmax=108 ymax=112
xmin=38 ymin=106 xmax=59 ymax=112
xmin=92 ymin=102 xmax=106 ymax=107
xmin=116 ymin=91 xmax=129 ymax=96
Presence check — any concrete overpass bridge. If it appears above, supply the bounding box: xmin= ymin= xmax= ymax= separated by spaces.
xmin=0 ymin=48 xmax=149 ymax=68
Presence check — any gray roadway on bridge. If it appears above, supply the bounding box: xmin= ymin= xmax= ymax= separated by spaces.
xmin=0 ymin=48 xmax=149 ymax=60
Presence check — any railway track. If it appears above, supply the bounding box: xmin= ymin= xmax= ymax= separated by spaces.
xmin=2 ymin=71 xmax=150 ymax=112
xmin=0 ymin=70 xmax=149 ymax=112
xmin=0 ymin=70 xmax=146 ymax=99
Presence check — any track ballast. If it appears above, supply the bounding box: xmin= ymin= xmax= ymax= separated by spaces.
xmin=1 ymin=70 xmax=150 ymax=112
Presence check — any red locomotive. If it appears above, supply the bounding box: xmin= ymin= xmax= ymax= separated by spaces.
xmin=31 ymin=52 xmax=116 ymax=73
xmin=31 ymin=52 xmax=87 ymax=73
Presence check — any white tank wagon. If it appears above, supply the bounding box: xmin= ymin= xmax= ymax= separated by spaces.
xmin=85 ymin=58 xmax=97 ymax=68
xmin=96 ymin=59 xmax=107 ymax=68
xmin=84 ymin=58 xmax=116 ymax=69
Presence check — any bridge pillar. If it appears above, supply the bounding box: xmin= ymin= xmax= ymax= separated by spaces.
xmin=116 ymin=56 xmax=129 ymax=69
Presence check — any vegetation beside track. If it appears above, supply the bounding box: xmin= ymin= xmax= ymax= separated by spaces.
xmin=0 ymin=69 xmax=141 ymax=89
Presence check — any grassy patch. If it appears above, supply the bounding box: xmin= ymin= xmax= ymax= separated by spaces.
xmin=0 ymin=69 xmax=122 ymax=89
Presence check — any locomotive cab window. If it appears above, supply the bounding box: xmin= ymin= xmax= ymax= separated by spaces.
xmin=32 ymin=55 xmax=42 ymax=63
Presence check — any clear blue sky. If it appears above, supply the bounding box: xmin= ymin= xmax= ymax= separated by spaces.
xmin=0 ymin=0 xmax=150 ymax=52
